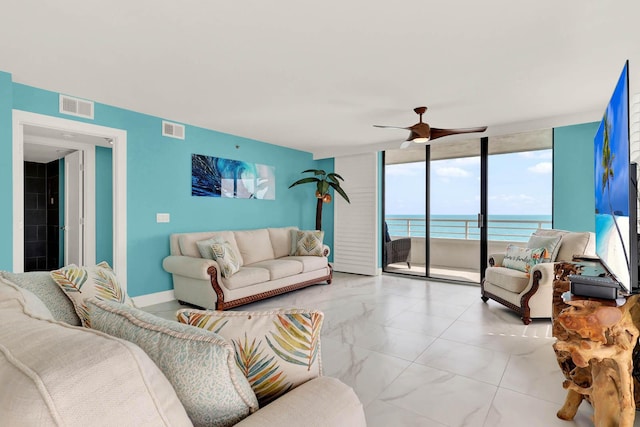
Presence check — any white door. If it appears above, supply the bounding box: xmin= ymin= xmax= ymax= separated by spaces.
xmin=64 ymin=150 xmax=84 ymax=265
xmin=333 ymin=152 xmax=379 ymax=275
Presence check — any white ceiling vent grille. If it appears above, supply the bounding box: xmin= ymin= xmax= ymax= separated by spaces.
xmin=59 ymin=95 xmax=94 ymax=119
xmin=162 ymin=121 xmax=185 ymax=140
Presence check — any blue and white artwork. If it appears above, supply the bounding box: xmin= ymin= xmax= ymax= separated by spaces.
xmin=191 ymin=154 xmax=275 ymax=200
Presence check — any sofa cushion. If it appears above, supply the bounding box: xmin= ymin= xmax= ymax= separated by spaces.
xmin=0 ymin=275 xmax=54 ymax=320
xmin=526 ymin=234 xmax=562 ymax=262
xmin=211 ymin=241 xmax=242 ymax=278
xmin=50 ymin=261 xmax=135 ymax=327
xmin=287 ymin=255 xmax=329 ymax=272
xmin=502 ymin=245 xmax=546 ymax=274
xmin=268 ymin=226 xmax=298 ymax=258
xmin=0 ymin=270 xmax=80 ymax=325
xmin=234 ymin=229 xmax=276 ymax=265
xmin=557 ymin=232 xmax=595 ymax=262
xmin=294 ymin=230 xmax=325 ymax=256
xmin=88 ymin=299 xmax=259 ymax=427
xmin=222 ymin=267 xmax=271 ymax=290
xmin=0 ymin=296 xmax=192 ymax=427
xmin=177 ymin=308 xmax=324 ymax=407
xmin=485 ymin=266 xmax=530 ymax=293
xmin=233 ymin=377 xmax=366 ymax=427
xmin=248 ymin=259 xmax=303 ymax=280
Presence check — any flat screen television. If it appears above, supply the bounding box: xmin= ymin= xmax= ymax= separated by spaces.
xmin=594 ymin=60 xmax=637 ymax=293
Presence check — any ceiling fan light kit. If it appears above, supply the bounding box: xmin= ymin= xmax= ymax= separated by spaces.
xmin=374 ymin=106 xmax=487 ymax=148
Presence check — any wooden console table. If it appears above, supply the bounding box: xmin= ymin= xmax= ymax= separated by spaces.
xmin=552 ymin=262 xmax=640 ymax=427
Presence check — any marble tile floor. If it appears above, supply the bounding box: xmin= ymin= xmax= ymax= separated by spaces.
xmin=143 ymin=272 xmax=638 ymax=427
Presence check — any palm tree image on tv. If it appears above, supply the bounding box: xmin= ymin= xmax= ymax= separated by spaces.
xmin=600 ymin=112 xmax=629 ymax=270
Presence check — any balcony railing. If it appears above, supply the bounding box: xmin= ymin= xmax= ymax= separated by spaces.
xmin=386 ymin=217 xmax=552 ymax=242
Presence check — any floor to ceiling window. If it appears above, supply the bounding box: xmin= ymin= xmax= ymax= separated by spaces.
xmin=383 ymin=149 xmax=426 ymax=276
xmin=383 ymin=129 xmax=553 ymax=283
xmin=487 ymin=130 xmax=553 ymax=262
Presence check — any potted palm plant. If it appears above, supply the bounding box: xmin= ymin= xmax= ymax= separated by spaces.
xmin=289 ymin=169 xmax=350 ymax=230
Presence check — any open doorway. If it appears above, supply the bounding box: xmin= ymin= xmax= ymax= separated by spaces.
xmin=22 ymin=141 xmax=89 ymax=271
xmin=12 ymin=111 xmax=128 ymax=289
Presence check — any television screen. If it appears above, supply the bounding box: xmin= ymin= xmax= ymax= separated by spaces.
xmin=594 ymin=61 xmax=632 ymax=291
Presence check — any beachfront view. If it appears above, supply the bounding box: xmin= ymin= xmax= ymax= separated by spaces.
xmin=384 ymin=132 xmax=553 ymax=282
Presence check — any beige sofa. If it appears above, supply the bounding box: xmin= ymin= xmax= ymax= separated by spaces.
xmin=163 ymin=226 xmax=332 ymax=310
xmin=0 ymin=271 xmax=366 ymax=427
xmin=481 ymin=229 xmax=595 ymax=324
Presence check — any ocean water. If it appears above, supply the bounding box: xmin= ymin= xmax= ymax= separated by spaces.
xmin=385 ymin=214 xmax=552 ymax=241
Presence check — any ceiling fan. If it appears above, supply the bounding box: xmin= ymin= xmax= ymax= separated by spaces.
xmin=374 ymin=106 xmax=487 ymax=149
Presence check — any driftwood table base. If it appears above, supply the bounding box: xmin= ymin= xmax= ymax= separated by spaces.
xmin=552 ymin=263 xmax=640 ymax=427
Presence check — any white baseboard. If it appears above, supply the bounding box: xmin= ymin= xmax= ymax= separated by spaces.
xmin=132 ymin=289 xmax=176 ymax=307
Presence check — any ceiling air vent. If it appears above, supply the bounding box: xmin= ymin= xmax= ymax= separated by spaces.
xmin=162 ymin=121 xmax=185 ymax=140
xmin=59 ymin=95 xmax=94 ymax=119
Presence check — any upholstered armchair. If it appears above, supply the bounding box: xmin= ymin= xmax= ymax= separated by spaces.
xmin=383 ymin=222 xmax=412 ymax=268
xmin=481 ymin=229 xmax=595 ymax=324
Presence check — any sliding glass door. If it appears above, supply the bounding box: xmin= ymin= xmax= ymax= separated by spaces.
xmin=428 ymin=140 xmax=481 ymax=283
xmin=383 ymin=149 xmax=426 ymax=276
xmin=383 ymin=129 xmax=553 ymax=284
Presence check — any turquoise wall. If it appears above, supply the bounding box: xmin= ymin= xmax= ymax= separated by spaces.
xmin=0 ymin=72 xmax=13 ymax=270
xmin=95 ymin=146 xmax=113 ymax=265
xmin=553 ymin=122 xmax=599 ymax=232
xmin=1 ymin=75 xmax=325 ymax=297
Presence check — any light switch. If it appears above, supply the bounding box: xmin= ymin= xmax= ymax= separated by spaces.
xmin=156 ymin=213 xmax=170 ymax=223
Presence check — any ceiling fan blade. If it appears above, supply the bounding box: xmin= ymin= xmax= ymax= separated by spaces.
xmin=429 ymin=126 xmax=487 ymax=141
xmin=373 ymin=125 xmax=410 ymax=130
xmin=400 ymin=140 xmax=413 ymax=149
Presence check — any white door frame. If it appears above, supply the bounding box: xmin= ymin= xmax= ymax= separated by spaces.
xmin=64 ymin=150 xmax=85 ymax=266
xmin=12 ymin=110 xmax=128 ymax=290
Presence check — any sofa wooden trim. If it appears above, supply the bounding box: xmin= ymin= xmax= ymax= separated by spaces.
xmin=481 ymin=256 xmax=542 ymax=325
xmin=205 ymin=265 xmax=333 ymax=311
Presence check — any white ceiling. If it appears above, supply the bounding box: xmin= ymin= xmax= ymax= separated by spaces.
xmin=1 ymin=1 xmax=639 ymax=159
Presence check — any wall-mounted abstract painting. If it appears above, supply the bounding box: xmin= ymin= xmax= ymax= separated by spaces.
xmin=192 ymin=154 xmax=275 ymax=200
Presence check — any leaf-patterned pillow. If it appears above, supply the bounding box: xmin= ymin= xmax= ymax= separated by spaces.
xmin=211 ymin=241 xmax=241 ymax=278
xmin=50 ymin=262 xmax=135 ymax=327
xmin=294 ymin=230 xmax=325 ymax=257
xmin=177 ymin=308 xmax=324 ymax=407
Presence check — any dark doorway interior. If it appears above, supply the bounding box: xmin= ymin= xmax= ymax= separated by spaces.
xmin=24 ymin=160 xmax=60 ymax=271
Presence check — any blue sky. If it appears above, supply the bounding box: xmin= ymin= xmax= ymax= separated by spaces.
xmin=385 ymin=149 xmax=553 ymax=216
xmin=594 ymin=62 xmax=629 ymax=216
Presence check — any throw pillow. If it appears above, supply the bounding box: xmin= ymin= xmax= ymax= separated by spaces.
xmin=532 ymin=229 xmax=568 ymax=260
xmin=0 ymin=270 xmax=80 ymax=325
xmin=196 ymin=237 xmax=222 ymax=260
xmin=293 ymin=230 xmax=325 ymax=257
xmin=0 ymin=275 xmax=54 ymax=320
xmin=502 ymin=245 xmax=546 ymax=274
xmin=526 ymin=234 xmax=562 ymax=262
xmin=211 ymin=241 xmax=241 ymax=278
xmin=50 ymin=262 xmax=135 ymax=327
xmin=87 ymin=299 xmax=258 ymax=427
xmin=177 ymin=308 xmax=324 ymax=407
